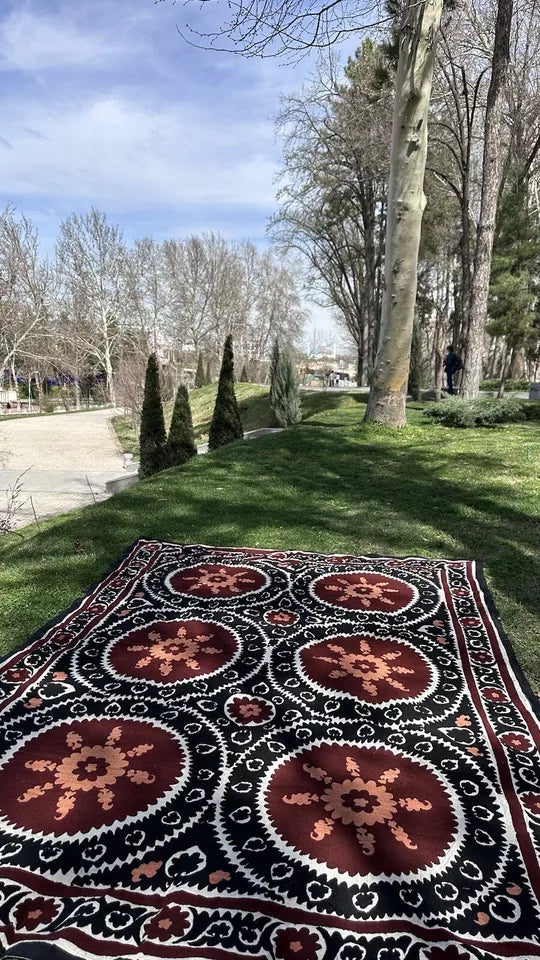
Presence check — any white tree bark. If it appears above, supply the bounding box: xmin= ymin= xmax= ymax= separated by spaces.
xmin=365 ymin=0 xmax=444 ymax=426
xmin=461 ymin=0 xmax=513 ymax=399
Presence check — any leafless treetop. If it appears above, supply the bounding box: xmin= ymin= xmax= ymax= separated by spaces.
xmin=157 ymin=0 xmax=392 ymax=60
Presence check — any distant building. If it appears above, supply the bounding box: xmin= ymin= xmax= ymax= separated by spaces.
xmin=0 ymin=388 xmax=18 ymax=405
xmin=328 ymin=371 xmax=356 ymax=388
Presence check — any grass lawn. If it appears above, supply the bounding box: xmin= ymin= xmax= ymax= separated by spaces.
xmin=111 ymin=383 xmax=368 ymax=454
xmin=1 ymin=392 xmax=539 ymax=686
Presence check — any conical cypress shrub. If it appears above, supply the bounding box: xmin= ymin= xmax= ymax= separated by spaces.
xmin=239 ymin=363 xmax=249 ymax=382
xmin=208 ymin=335 xmax=243 ymax=450
xmin=271 ymin=351 xmax=303 ymax=427
xmin=194 ymin=352 xmax=205 ymax=388
xmin=205 ymin=360 xmax=212 ymax=384
xmin=167 ymin=384 xmax=197 ymax=466
xmin=139 ymin=354 xmax=169 ymax=477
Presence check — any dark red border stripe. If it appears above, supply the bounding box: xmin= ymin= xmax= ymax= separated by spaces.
xmin=0 ymin=926 xmax=265 ymax=959
xmin=2 ymin=868 xmax=540 ymax=957
xmin=469 ymin=566 xmax=540 ymax=750
xmin=442 ymin=565 xmax=540 ymax=898
xmin=2 ymin=920 xmax=539 ymax=959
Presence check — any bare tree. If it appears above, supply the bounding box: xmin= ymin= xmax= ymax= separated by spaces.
xmin=56 ymin=209 xmax=127 ymax=405
xmin=272 ymin=44 xmax=392 ymax=384
xmin=159 ymin=0 xmax=386 ymax=59
xmin=365 ymin=0 xmax=444 ymax=425
xmin=461 ymin=0 xmax=514 ymax=397
xmin=123 ymin=238 xmax=171 ymax=352
xmin=0 ymin=207 xmax=54 ymax=392
xmin=162 ymin=0 xmax=447 ymax=425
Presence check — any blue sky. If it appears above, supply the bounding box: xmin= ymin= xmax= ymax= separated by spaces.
xmin=0 ymin=0 xmax=357 ymax=343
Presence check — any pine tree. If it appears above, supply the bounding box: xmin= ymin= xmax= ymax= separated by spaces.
xmin=239 ymin=363 xmax=249 ymax=382
xmin=269 ymin=339 xmax=280 ymax=405
xmin=139 ymin=354 xmax=169 ymax=477
xmin=271 ymin=350 xmax=303 ymax=426
xmin=208 ymin=335 xmax=244 ymax=450
xmin=488 ymin=166 xmax=540 ymax=394
xmin=194 ymin=352 xmax=205 ymax=388
xmin=167 ymin=384 xmax=197 ymax=466
xmin=205 ymin=360 xmax=212 ymax=384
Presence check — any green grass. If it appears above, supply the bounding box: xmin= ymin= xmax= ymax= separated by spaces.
xmin=111 ymin=384 xmax=364 ymax=455
xmin=1 ymin=395 xmax=539 ymax=686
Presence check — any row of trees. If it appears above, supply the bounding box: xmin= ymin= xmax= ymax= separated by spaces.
xmin=0 ymin=208 xmax=306 ymax=412
xmin=139 ymin=333 xmax=304 ymax=477
xmin=139 ymin=335 xmax=245 ymax=476
xmin=271 ymin=0 xmax=540 ymax=414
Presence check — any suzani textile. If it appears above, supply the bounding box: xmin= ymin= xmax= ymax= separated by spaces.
xmin=0 ymin=540 xmax=539 ymax=959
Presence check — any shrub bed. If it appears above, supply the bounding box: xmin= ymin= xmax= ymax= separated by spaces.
xmin=423 ymin=397 xmax=528 ymax=428
xmin=480 ymin=378 xmax=530 ymax=392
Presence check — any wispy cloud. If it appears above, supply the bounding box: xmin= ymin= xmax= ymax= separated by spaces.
xmin=1 ymin=95 xmax=278 ymax=211
xmin=0 ymin=6 xmax=123 ymax=72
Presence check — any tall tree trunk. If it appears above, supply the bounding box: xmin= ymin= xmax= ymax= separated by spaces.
xmin=104 ymin=346 xmax=116 ymax=406
xmin=459 ymin=189 xmax=472 ymax=349
xmin=497 ymin=345 xmax=513 ymax=397
xmin=461 ymin=0 xmax=513 ymax=399
xmin=357 ymin=334 xmax=364 ymax=387
xmin=365 ymin=0 xmax=443 ymax=426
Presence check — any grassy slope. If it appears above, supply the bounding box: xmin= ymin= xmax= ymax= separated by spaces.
xmin=1 ymin=393 xmax=539 ymax=685
xmin=111 ymin=384 xmax=358 ymax=454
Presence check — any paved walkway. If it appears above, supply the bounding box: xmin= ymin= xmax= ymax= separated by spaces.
xmin=0 ymin=409 xmax=126 ymax=528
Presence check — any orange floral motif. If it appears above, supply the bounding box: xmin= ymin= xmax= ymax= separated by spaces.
xmin=238 ymin=703 xmax=263 ymax=717
xmin=128 ymin=626 xmax=222 ymax=677
xmin=183 ymin=567 xmax=256 ymax=595
xmin=17 ymin=725 xmax=155 ymax=821
xmin=314 ymin=637 xmax=414 ymax=697
xmin=283 ymin=755 xmax=431 ymax=856
xmin=323 ymin=576 xmax=400 ymax=607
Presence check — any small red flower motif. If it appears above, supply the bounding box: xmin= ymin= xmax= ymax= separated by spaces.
xmin=470 ymin=651 xmax=492 ymax=664
xmin=523 ymin=794 xmax=540 ymax=815
xmin=482 ymin=687 xmax=508 ymax=703
xmin=426 ymin=947 xmax=471 ymax=960
xmin=274 ymin=927 xmax=321 ymax=960
xmin=501 ymin=732 xmax=532 ymax=753
xmin=53 ymin=632 xmax=71 ymax=645
xmin=227 ymin=695 xmax=274 ymax=725
xmin=461 ymin=617 xmax=481 ymax=628
xmin=14 ymin=896 xmax=60 ymax=931
xmin=3 ymin=668 xmax=31 ymax=683
xmin=144 ymin=906 xmax=192 ymax=942
xmin=265 ymin=610 xmax=299 ymax=626
xmin=453 ymin=589 xmax=470 ymax=598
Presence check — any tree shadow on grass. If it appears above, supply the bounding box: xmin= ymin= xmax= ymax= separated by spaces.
xmin=1 ymin=426 xmax=538 ymax=676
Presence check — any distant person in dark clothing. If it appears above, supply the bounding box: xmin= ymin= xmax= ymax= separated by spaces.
xmin=443 ymin=345 xmax=462 ymax=395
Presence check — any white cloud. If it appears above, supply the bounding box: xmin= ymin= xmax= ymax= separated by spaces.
xmin=0 ymin=7 xmax=124 ymax=71
xmin=0 ymin=94 xmax=278 ymax=211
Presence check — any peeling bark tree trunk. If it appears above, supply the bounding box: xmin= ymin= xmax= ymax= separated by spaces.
xmin=461 ymin=0 xmax=513 ymax=399
xmin=365 ymin=0 xmax=443 ymax=426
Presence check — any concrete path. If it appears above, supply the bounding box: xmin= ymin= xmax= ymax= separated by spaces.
xmin=0 ymin=409 xmax=126 ymax=528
